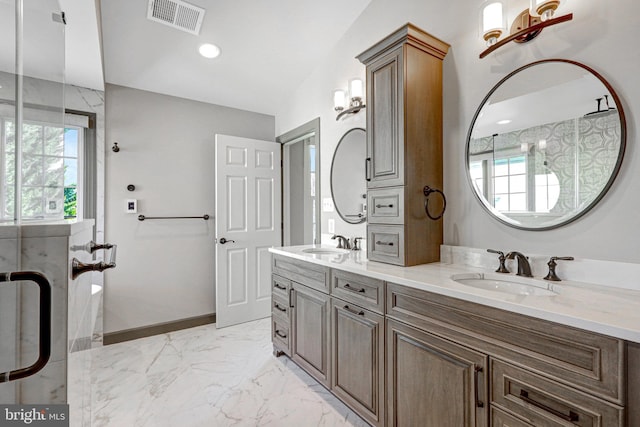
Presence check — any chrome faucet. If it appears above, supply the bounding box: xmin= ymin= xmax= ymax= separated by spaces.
xmin=506 ymin=251 xmax=533 ymax=277
xmin=331 ymin=235 xmax=351 ymax=249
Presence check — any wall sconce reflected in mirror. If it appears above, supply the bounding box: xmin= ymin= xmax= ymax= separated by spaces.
xmin=479 ymin=0 xmax=573 ymax=59
xmin=333 ymin=78 xmax=366 ymax=121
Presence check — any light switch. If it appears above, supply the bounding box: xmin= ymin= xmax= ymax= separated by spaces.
xmin=126 ymin=199 xmax=137 ymax=213
xmin=322 ymin=198 xmax=335 ymax=212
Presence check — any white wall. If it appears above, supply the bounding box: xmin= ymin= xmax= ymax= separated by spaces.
xmin=104 ymin=84 xmax=274 ymax=333
xmin=276 ymin=0 xmax=640 ymax=264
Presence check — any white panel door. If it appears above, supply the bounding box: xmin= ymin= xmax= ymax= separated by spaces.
xmin=215 ymin=134 xmax=281 ymax=328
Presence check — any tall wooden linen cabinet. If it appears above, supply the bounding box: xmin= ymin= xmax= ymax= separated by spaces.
xmin=357 ymin=24 xmax=449 ymax=266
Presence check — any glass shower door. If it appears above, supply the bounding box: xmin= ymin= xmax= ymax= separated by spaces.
xmin=0 ymin=0 xmax=66 ymax=406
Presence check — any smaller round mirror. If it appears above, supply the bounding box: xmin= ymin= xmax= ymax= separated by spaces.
xmin=331 ymin=128 xmax=367 ymax=224
xmin=466 ymin=59 xmax=626 ymax=230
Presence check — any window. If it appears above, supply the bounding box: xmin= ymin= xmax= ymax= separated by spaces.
xmin=493 ymin=155 xmax=527 ymax=212
xmin=2 ymin=119 xmax=83 ymax=220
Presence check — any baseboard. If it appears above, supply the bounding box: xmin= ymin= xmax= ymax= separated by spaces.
xmin=103 ymin=313 xmax=216 ymax=345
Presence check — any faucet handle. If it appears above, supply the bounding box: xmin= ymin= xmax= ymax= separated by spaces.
xmin=487 ymin=249 xmax=509 ymax=273
xmin=543 ymin=256 xmax=574 ymax=281
xmin=351 ymin=237 xmax=363 ymax=251
xmin=331 ymin=234 xmax=343 ymax=248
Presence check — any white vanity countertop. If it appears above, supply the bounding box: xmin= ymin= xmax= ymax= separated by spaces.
xmin=269 ymin=245 xmax=640 ymax=343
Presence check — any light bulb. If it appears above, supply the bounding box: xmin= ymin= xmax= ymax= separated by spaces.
xmin=531 ymin=0 xmax=560 ymax=21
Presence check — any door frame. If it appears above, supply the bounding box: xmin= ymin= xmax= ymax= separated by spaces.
xmin=277 ymin=117 xmax=321 ymax=245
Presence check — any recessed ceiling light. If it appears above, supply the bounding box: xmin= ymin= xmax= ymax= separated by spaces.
xmin=199 ymin=43 xmax=220 ymax=59
xmin=497 ymin=119 xmax=511 ymax=125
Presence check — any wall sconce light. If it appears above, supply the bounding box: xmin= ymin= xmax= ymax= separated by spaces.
xmin=334 ymin=78 xmax=366 ymax=121
xmin=479 ymin=0 xmax=572 ymax=59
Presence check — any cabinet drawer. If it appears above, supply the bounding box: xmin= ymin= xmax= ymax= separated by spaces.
xmin=272 ymin=293 xmax=291 ymax=320
xmin=368 ymin=187 xmax=403 ymax=224
xmin=272 ymin=316 xmax=291 ymax=356
xmin=491 ymin=407 xmax=531 ymax=427
xmin=386 ymin=283 xmax=624 ymax=403
xmin=330 ymin=269 xmax=385 ymax=314
xmin=272 ymin=254 xmax=330 ymax=293
xmin=367 ymin=225 xmax=404 ymax=265
xmin=272 ymin=274 xmax=291 ymax=300
xmin=491 ymin=359 xmax=624 ymax=426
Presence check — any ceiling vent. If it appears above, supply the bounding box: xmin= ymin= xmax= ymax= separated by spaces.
xmin=147 ymin=0 xmax=205 ymax=35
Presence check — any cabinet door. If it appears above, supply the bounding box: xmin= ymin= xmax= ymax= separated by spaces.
xmin=331 ymin=299 xmax=384 ymax=426
xmin=366 ymin=46 xmax=404 ymax=188
xmin=387 ymin=319 xmax=488 ymax=427
xmin=292 ymin=283 xmax=330 ymax=387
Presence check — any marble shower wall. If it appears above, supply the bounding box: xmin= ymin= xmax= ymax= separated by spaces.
xmin=65 ymin=84 xmax=106 ymax=293
xmin=1 ymin=73 xmax=106 ymax=343
xmin=0 ymin=220 xmax=94 ymax=408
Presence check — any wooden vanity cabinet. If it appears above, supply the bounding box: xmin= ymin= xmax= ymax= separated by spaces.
xmin=330 ymin=269 xmax=386 ymax=426
xmin=357 ymin=24 xmax=450 ymax=266
xmin=386 ymin=282 xmax=632 ymax=427
xmin=387 ymin=318 xmax=488 ymax=427
xmin=271 ymin=255 xmax=331 ymax=387
xmin=272 ymin=255 xmax=640 ymax=426
xmin=291 ymin=282 xmax=331 ymax=387
xmin=331 ymin=298 xmax=385 ymax=427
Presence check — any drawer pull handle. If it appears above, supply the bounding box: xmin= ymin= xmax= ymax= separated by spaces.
xmin=274 ymin=330 xmax=287 ymax=339
xmin=343 ymin=305 xmax=365 ymax=316
xmin=375 ymin=204 xmax=394 ymax=208
xmin=474 ymin=366 xmax=484 ymax=408
xmin=274 ymin=303 xmax=287 ymax=312
xmin=274 ymin=283 xmax=287 ymax=291
xmin=365 ymin=157 xmax=371 ymax=181
xmin=376 ymin=241 xmax=394 ymax=246
xmin=519 ymin=390 xmax=579 ymax=422
xmin=344 ymin=283 xmax=366 ymax=293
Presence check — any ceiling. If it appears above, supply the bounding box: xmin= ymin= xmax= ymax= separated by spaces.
xmin=98 ymin=0 xmax=372 ymax=116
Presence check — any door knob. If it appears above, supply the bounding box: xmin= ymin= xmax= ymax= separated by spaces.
xmin=218 ymin=237 xmax=235 ymax=244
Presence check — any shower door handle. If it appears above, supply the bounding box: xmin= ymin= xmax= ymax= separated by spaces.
xmin=0 ymin=271 xmax=51 ymax=383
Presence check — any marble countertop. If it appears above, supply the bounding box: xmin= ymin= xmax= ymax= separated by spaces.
xmin=270 ymin=245 xmax=640 ymax=343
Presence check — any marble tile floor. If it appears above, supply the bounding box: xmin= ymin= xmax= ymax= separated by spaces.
xmin=90 ymin=318 xmax=369 ymax=427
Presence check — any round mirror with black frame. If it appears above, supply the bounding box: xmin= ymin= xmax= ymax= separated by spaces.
xmin=466 ymin=59 xmax=626 ymax=230
xmin=331 ymin=128 xmax=367 ymax=224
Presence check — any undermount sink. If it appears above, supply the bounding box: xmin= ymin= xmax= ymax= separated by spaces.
xmin=302 ymin=247 xmax=350 ymax=255
xmin=451 ymin=273 xmax=557 ymax=296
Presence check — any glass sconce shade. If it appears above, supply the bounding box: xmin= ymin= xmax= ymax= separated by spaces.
xmin=481 ymin=1 xmax=506 ymax=46
xmin=349 ymin=78 xmax=363 ymax=100
xmin=531 ymin=0 xmax=561 ymax=21
xmin=333 ymin=89 xmax=346 ymax=111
